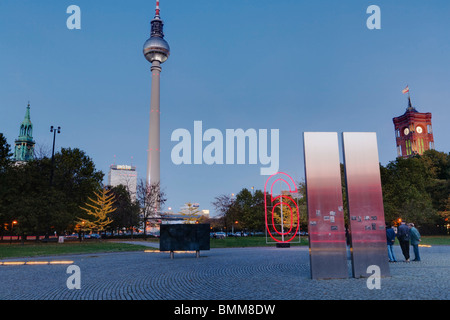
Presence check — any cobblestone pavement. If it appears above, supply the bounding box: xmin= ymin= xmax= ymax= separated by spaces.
xmin=0 ymin=245 xmax=449 ymax=300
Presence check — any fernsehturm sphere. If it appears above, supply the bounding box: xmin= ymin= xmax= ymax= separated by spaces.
xmin=143 ymin=0 xmax=170 ymax=188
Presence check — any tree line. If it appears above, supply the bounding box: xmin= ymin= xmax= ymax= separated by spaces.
xmin=209 ymin=149 xmax=450 ymax=235
xmin=0 ymin=133 xmax=164 ymax=240
xmin=1 ymin=131 xmax=449 ymax=238
xmin=380 ymin=149 xmax=450 ymax=233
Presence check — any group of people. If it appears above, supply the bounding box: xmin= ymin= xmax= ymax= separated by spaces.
xmin=386 ymin=221 xmax=421 ymax=262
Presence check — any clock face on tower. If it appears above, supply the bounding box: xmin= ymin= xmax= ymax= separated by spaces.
xmin=404 ymin=128 xmax=410 ymax=135
xmin=416 ymin=126 xmax=423 ymax=134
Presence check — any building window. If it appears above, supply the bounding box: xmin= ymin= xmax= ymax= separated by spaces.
xmin=405 ymin=140 xmax=411 ymax=155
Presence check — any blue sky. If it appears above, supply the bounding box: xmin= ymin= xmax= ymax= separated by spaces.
xmin=1 ymin=0 xmax=449 ymax=216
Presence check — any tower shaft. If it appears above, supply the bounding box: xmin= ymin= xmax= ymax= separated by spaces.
xmin=147 ymin=60 xmax=162 ymax=186
xmin=143 ymin=0 xmax=170 ymax=215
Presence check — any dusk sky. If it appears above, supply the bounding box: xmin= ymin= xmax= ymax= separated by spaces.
xmin=1 ymin=0 xmax=449 ymax=216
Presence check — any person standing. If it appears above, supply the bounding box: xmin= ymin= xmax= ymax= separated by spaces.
xmin=386 ymin=223 xmax=397 ymax=262
xmin=397 ymin=221 xmax=410 ymax=262
xmin=409 ymin=223 xmax=421 ymax=261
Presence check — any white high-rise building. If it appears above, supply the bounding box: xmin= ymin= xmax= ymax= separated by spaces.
xmin=108 ymin=165 xmax=138 ymax=200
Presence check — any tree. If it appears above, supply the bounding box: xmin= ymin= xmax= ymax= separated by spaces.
xmin=438 ymin=196 xmax=450 ymax=226
xmin=179 ymin=202 xmax=201 ymax=224
xmin=78 ymin=187 xmax=116 ymax=233
xmin=0 ymin=145 xmax=105 ymax=239
xmin=212 ymin=189 xmax=267 ymax=233
xmin=52 ymin=148 xmax=104 ymax=214
xmin=420 ymin=149 xmax=450 ymax=180
xmin=33 ymin=143 xmax=52 ymax=160
xmin=0 ymin=134 xmax=13 ymax=239
xmin=46 ymin=148 xmax=104 ymax=235
xmin=136 ymin=179 xmax=167 ymax=238
xmin=0 ymin=133 xmax=12 ymax=171
xmin=296 ymin=181 xmax=308 ymax=232
xmin=0 ymin=157 xmax=69 ymax=239
xmin=108 ymin=185 xmax=141 ymax=236
xmin=380 ymin=154 xmax=441 ymax=228
xmin=419 ymin=150 xmax=450 ymax=217
xmin=271 ymin=195 xmax=299 ymax=235
xmin=212 ymin=194 xmax=237 ymax=232
xmin=234 ymin=188 xmax=266 ymax=231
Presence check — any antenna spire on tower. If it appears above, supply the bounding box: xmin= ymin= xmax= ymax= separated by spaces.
xmin=149 ymin=0 xmax=165 ymax=38
xmin=155 ymin=0 xmax=160 ymax=17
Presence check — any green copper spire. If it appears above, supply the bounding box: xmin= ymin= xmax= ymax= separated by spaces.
xmin=14 ymin=102 xmax=35 ymax=162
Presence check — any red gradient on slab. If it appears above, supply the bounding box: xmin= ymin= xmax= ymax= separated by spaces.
xmin=303 ymin=132 xmax=348 ymax=279
xmin=342 ymin=132 xmax=390 ymax=278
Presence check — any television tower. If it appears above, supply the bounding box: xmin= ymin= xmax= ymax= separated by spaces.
xmin=143 ymin=0 xmax=170 ymax=187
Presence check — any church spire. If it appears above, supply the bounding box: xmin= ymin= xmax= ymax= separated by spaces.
xmin=19 ymin=102 xmax=33 ymax=139
xmin=23 ymin=102 xmax=32 ymax=125
xmin=14 ymin=102 xmax=35 ymax=162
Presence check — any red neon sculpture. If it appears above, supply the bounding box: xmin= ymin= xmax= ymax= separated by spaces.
xmin=264 ymin=172 xmax=300 ymax=243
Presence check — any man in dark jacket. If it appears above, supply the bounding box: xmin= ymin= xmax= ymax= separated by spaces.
xmin=386 ymin=224 xmax=397 ymax=262
xmin=397 ymin=221 xmax=410 ymax=262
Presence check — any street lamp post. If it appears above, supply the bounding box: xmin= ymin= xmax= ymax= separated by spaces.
xmin=50 ymin=126 xmax=61 ymax=186
xmin=10 ymin=220 xmax=17 ymax=244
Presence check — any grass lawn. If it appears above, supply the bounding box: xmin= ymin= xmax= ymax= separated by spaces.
xmin=210 ymin=236 xmax=309 ymax=248
xmin=211 ymin=235 xmax=450 ymax=248
xmin=0 ymin=240 xmax=150 ymax=259
xmin=418 ymin=235 xmax=450 ymax=246
xmin=1 ymin=235 xmax=448 ymax=259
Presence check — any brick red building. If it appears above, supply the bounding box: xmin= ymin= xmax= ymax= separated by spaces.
xmin=393 ymin=97 xmax=434 ymax=158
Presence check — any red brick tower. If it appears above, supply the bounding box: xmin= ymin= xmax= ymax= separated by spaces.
xmin=393 ymin=95 xmax=434 ymax=158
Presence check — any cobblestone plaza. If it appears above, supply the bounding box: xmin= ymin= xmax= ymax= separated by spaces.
xmin=1 ymin=244 xmax=449 ymax=300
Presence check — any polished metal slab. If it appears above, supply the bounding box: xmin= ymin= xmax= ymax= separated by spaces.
xmin=303 ymin=132 xmax=348 ymax=279
xmin=342 ymin=132 xmax=390 ymax=278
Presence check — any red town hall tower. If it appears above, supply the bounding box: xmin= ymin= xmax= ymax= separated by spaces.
xmin=393 ymin=96 xmax=434 ymax=158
